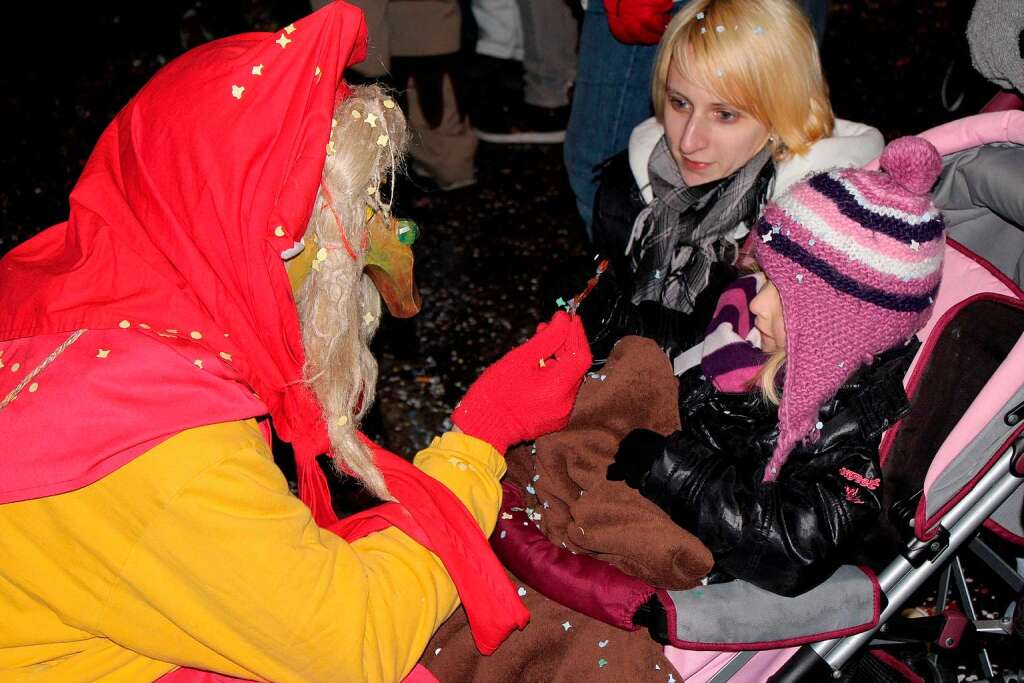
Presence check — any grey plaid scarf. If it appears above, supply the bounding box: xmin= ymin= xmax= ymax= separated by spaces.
xmin=626 ymin=136 xmax=774 ymax=314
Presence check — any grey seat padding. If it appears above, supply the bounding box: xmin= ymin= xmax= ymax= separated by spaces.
xmin=663 ymin=564 xmax=878 ymax=649
xmin=934 ymin=144 xmax=1024 ymax=288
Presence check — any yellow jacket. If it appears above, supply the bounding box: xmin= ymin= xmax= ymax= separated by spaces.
xmin=0 ymin=421 xmax=504 ymax=682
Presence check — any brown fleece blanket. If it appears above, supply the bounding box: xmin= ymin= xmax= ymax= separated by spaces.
xmin=422 ymin=337 xmax=707 ymax=682
xmin=505 ymin=335 xmax=713 ymax=589
xmin=423 ymin=571 xmax=679 ymax=683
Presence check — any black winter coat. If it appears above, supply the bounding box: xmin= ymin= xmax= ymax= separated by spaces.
xmin=613 ymin=340 xmax=917 ymax=597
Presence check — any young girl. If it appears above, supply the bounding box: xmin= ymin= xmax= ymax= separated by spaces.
xmin=582 ymin=0 xmax=883 ymax=364
xmin=608 ymin=135 xmax=946 ymax=597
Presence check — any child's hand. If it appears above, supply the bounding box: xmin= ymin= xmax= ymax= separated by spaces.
xmin=607 ymin=429 xmax=667 ymax=489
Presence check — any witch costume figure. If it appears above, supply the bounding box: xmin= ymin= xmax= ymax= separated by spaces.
xmin=0 ymin=3 xmax=592 ymax=682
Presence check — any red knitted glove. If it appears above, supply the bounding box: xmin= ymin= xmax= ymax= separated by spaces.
xmin=604 ymin=0 xmax=673 ymax=45
xmin=452 ymin=312 xmax=592 ymax=454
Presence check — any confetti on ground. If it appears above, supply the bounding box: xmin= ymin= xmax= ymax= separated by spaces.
xmin=562 ymin=621 xmax=572 ymax=631
xmin=434 ymin=648 xmax=441 ymax=656
xmin=525 ymin=484 xmax=536 ymax=494
xmin=598 ymin=640 xmax=608 ymax=648
xmin=517 ymin=586 xmax=527 ymax=597
xmin=499 ymin=530 xmax=506 ymax=539
xmin=598 ymin=658 xmax=608 ymax=668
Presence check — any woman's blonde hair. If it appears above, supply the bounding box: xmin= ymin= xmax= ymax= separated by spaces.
xmin=652 ymin=0 xmax=834 ymax=161
xmin=297 ymin=84 xmax=408 ymax=501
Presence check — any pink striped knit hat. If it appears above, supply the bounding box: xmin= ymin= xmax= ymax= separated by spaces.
xmin=752 ymin=136 xmax=945 ymax=482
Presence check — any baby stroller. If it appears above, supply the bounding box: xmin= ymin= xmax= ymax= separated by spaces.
xmin=495 ymin=110 xmax=1024 ymax=683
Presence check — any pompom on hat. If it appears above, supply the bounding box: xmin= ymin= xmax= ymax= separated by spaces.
xmin=752 ymin=136 xmax=946 ymax=481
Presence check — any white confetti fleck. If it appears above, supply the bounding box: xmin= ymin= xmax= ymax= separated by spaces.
xmin=562 ymin=621 xmax=572 ymax=631
xmin=434 ymin=647 xmax=442 ymax=656
xmin=696 ymin=11 xmax=704 ymax=19
xmin=517 ymin=586 xmax=527 ymax=597
xmin=501 ymin=512 xmax=513 ymax=520
xmin=598 ymin=640 xmax=609 ymax=648
xmin=715 ymin=25 xmax=725 ymax=32
xmin=500 ymin=530 xmax=507 ymax=539
xmin=525 ymin=484 xmax=536 ymax=494
xmin=533 ymin=474 xmax=540 ymax=482
xmin=815 ymin=421 xmax=824 ymax=430
xmin=796 ymin=273 xmax=804 ymax=283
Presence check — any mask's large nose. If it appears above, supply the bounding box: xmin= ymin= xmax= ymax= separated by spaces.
xmin=364 ymin=213 xmax=421 ymax=318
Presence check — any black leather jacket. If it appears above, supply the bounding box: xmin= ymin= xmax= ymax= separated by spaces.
xmin=615 ymin=340 xmax=917 ymax=597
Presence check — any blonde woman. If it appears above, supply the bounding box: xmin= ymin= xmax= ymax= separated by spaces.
xmin=584 ymin=0 xmax=883 ymax=366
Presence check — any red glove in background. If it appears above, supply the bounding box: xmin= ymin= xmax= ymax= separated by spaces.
xmin=604 ymin=0 xmax=673 ymax=45
xmin=452 ymin=312 xmax=592 ymax=454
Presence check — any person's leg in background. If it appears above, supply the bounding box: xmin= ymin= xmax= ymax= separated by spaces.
xmin=516 ymin=0 xmax=577 ymax=110
xmin=476 ymin=0 xmax=578 ymax=143
xmin=563 ymin=1 xmax=660 ymax=234
xmin=389 ymin=0 xmax=478 ymax=190
xmin=473 ymin=0 xmax=523 ymax=62
xmin=314 ymin=0 xmax=478 ymax=191
xmin=799 ymin=0 xmax=828 ymax=45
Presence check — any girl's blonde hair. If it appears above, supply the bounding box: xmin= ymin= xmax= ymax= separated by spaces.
xmin=652 ymin=0 xmax=834 ymax=161
xmin=756 ymin=348 xmax=787 ymax=405
xmin=297 ymin=84 xmax=407 ymax=501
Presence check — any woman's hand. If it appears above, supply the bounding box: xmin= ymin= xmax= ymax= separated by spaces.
xmin=607 ymin=428 xmax=667 ymax=489
xmin=451 ymin=312 xmax=592 ymax=454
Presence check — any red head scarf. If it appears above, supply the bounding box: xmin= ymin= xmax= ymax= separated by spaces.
xmin=0 ymin=1 xmax=526 ymax=654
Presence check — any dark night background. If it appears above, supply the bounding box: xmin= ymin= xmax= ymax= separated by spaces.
xmin=0 ymin=2 xmax=1017 ymax=680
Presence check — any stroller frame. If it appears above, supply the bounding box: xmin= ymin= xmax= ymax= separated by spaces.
xmin=774 ymin=438 xmax=1024 ymax=681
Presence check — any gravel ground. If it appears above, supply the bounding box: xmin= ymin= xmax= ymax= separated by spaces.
xmin=1 ymin=1 xmax=1019 ymax=680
